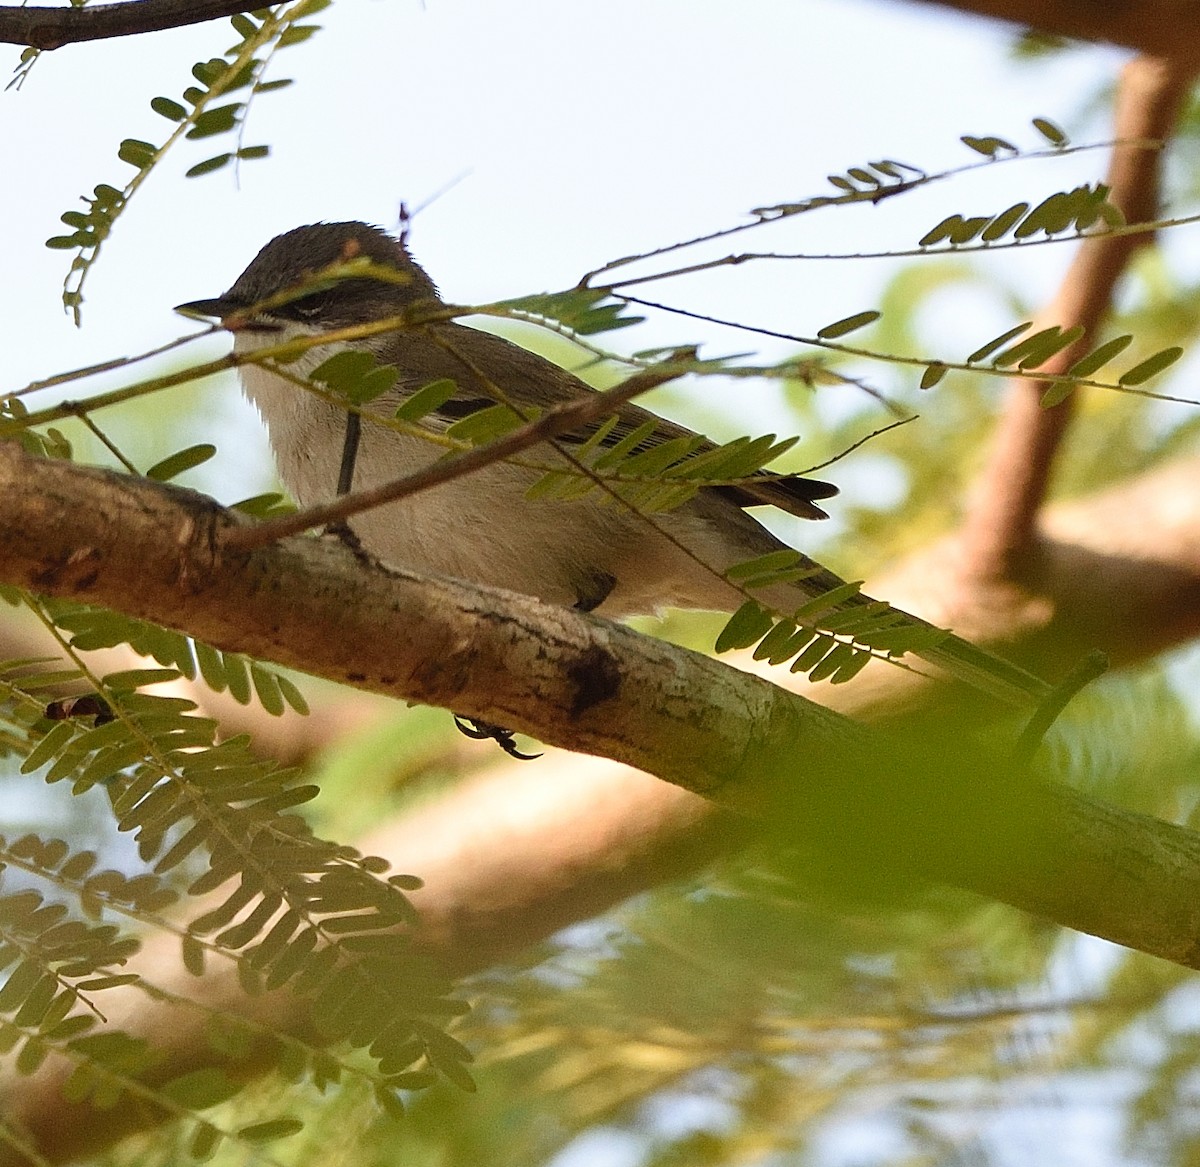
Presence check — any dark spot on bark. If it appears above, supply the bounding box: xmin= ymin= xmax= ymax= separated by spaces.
xmin=346 ymin=671 xmax=366 ymax=683
xmin=74 ymin=571 xmax=99 ymax=592
xmin=566 ymin=644 xmax=621 ymax=718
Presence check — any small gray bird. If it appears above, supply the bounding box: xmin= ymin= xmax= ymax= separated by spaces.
xmin=177 ymin=221 xmax=1043 ymax=705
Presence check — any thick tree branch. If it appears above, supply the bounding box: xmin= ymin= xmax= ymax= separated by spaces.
xmin=10 ymin=439 xmax=1200 ymax=1161
xmin=2 ymin=441 xmax=1200 ymax=941
xmin=0 ymin=1 xmax=261 ymax=49
xmin=961 ymin=55 xmax=1193 ymax=578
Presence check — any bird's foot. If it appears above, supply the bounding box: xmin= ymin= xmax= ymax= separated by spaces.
xmin=453 ymin=716 xmax=542 ymax=761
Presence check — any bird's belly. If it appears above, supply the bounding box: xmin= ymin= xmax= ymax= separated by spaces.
xmin=241 ymin=366 xmax=624 ymax=606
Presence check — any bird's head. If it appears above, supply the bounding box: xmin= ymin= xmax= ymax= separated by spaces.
xmin=175 ymin=221 xmax=440 ymax=333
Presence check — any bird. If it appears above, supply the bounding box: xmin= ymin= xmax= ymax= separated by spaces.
xmin=176 ymin=221 xmax=1046 ymax=711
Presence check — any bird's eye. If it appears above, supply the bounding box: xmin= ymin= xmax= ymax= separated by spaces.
xmin=282 ymin=290 xmax=332 ymax=321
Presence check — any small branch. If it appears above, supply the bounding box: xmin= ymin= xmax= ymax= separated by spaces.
xmin=0 ymin=1 xmax=261 ymax=49
xmin=960 ymin=54 xmax=1195 ymax=579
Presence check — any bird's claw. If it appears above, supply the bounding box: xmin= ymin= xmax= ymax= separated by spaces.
xmin=453 ymin=715 xmax=542 ymax=760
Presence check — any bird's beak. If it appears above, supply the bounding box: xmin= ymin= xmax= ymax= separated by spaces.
xmin=173 ymin=295 xmax=244 ymax=323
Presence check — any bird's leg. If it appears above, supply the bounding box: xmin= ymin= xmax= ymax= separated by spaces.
xmin=324 ymin=411 xmax=364 ymax=551
xmin=452 ymin=571 xmax=615 ymax=759
xmin=452 ymin=716 xmax=542 ymax=760
xmin=335 ymin=411 xmax=362 ymax=498
xmin=573 ymin=569 xmax=617 ymax=614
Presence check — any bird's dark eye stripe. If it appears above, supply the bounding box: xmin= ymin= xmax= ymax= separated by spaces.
xmin=275 ymin=292 xmax=333 ymax=321
xmin=432 ymin=398 xmax=500 ymax=421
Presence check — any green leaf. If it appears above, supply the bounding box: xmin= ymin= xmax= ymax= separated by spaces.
xmin=793 ymin=581 xmax=864 ymax=621
xmin=190 ymin=1122 xmax=222 ymax=1162
xmin=279 ymin=23 xmax=320 ymax=45
xmin=919 ymin=362 xmax=948 ymax=389
xmin=846 ymin=167 xmax=881 ymax=187
xmin=960 ymin=135 xmax=1017 ymax=157
xmin=918 ymin=214 xmax=990 ymax=248
xmin=230 ymin=492 xmax=292 ymax=518
xmin=980 ymin=202 xmax=1030 ymax=242
xmin=1040 ymin=379 xmax=1072 ymax=408
xmin=274 ymin=674 xmax=309 ymax=716
xmin=181 ymin=935 xmax=206 ymax=977
xmin=194 ymin=641 xmax=227 ymax=693
xmin=445 ymin=404 xmax=530 ymax=445
xmin=145 ymin=444 xmax=216 ymax=482
xmin=714 ymin=601 xmax=774 ymax=653
xmin=230 ymin=13 xmax=259 ymax=38
xmin=150 ymin=96 xmax=187 ymax=121
xmin=74 ymin=974 xmax=140 ymax=992
xmin=21 ymin=723 xmax=76 ymax=774
xmin=1032 ymin=116 xmax=1069 ymax=147
xmin=1118 ymin=346 xmax=1185 ymax=386
xmin=250 ymin=665 xmax=285 ymax=717
xmin=311 ymin=350 xmax=374 ymax=387
xmin=831 ymin=647 xmax=873 ymax=684
xmin=161 ymin=1068 xmax=241 ymax=1108
xmin=817 ymin=310 xmax=880 ymax=340
xmin=102 ymin=668 xmax=181 ymax=691
xmin=1064 ymin=334 xmax=1134 ymax=380
xmin=236 ymin=145 xmax=270 ymax=161
xmin=394 ymin=379 xmax=458 ymax=422
xmin=117 ymin=139 xmax=157 ymax=168
xmin=236 ymin=1117 xmax=303 ymax=1143
xmin=311 ymin=350 xmax=399 ymax=405
xmin=186 ymin=103 xmax=242 ymax=140
xmin=992 ymin=325 xmax=1085 ymax=371
xmin=752 ymin=619 xmax=800 ymax=662
xmin=500 ymin=288 xmax=643 ymax=335
xmin=222 ymin=654 xmax=252 ymax=706
xmin=809 ymin=641 xmax=859 ymax=683
xmin=790 ymin=633 xmax=837 ymax=674
xmin=185 ymin=154 xmax=232 ymax=178
xmin=726 ymin=549 xmax=804 ymax=583
xmin=966 ymin=322 xmax=1033 ymax=364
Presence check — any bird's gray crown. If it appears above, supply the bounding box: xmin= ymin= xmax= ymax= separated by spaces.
xmin=217 ymin=221 xmax=440 ymax=324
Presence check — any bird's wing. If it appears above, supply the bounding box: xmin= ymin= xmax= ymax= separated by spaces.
xmin=392 ymin=322 xmax=838 ymax=521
